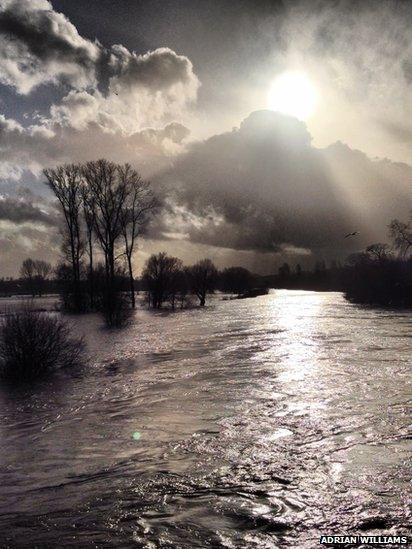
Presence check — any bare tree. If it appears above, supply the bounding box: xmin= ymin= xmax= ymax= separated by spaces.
xmin=366 ymin=243 xmax=391 ymax=262
xmin=19 ymin=258 xmax=52 ymax=296
xmin=34 ymin=260 xmax=52 ymax=296
xmin=118 ymin=164 xmax=157 ymax=308
xmin=389 ymin=214 xmax=412 ymax=258
xmin=279 ymin=262 xmax=291 ymax=278
xmin=81 ymin=185 xmax=96 ymax=308
xmin=81 ymin=160 xmax=132 ymax=325
xmin=220 ymin=266 xmax=254 ymax=294
xmin=187 ymin=258 xmax=218 ymax=306
xmin=44 ymin=164 xmax=84 ymax=310
xmin=142 ymin=252 xmax=182 ymax=309
xmin=34 ymin=260 xmax=51 ymax=279
xmin=168 ymin=265 xmax=187 ymax=310
xmin=20 ymin=258 xmax=36 ymax=297
xmin=82 ymin=160 xmax=128 ymax=289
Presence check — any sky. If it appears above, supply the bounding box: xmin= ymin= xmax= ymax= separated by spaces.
xmin=0 ymin=0 xmax=411 ymax=277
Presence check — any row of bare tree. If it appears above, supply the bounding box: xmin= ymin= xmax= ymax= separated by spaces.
xmin=44 ymin=159 xmax=156 ymax=322
xmin=142 ymin=254 xmax=218 ymax=309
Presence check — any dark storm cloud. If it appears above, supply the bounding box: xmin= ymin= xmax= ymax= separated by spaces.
xmin=0 ymin=187 xmax=60 ymax=276
xmin=156 ymin=111 xmax=412 ymax=257
xmin=0 ymin=194 xmax=57 ymax=226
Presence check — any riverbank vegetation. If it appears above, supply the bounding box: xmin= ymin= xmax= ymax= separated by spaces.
xmin=342 ymin=215 xmax=412 ymax=307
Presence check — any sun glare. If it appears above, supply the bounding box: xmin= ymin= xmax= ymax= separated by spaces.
xmin=268 ymin=72 xmax=318 ymax=120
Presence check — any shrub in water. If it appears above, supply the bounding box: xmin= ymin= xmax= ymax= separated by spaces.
xmin=0 ymin=309 xmax=84 ymax=381
xmin=101 ymin=291 xmax=132 ymax=328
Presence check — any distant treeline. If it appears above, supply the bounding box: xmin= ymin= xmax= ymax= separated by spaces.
xmin=0 ymin=259 xmax=266 ymax=305
xmin=342 ymin=216 xmax=412 ymax=307
xmin=267 ymin=214 xmax=412 ymax=307
xmin=262 ymin=260 xmax=344 ymax=292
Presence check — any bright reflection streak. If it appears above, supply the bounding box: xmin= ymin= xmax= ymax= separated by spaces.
xmin=270 ymin=290 xmax=322 ymax=383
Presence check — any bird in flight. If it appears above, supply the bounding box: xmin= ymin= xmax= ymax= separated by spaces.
xmin=344 ymin=231 xmax=360 ymax=238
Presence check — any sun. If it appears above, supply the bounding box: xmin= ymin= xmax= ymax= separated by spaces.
xmin=267 ymin=72 xmax=318 ymax=120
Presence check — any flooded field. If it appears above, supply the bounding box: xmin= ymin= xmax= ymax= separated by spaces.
xmin=0 ymin=290 xmax=410 ymax=547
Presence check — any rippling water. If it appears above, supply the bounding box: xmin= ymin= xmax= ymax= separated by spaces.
xmin=0 ymin=290 xmax=411 ymax=547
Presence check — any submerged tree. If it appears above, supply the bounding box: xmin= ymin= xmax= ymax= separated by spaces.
xmin=20 ymin=258 xmax=36 ymax=297
xmin=82 ymin=160 xmax=127 ymax=288
xmin=118 ymin=164 xmax=157 ymax=308
xmin=20 ymin=258 xmax=51 ymax=297
xmin=44 ymin=159 xmax=157 ymax=324
xmin=187 ymin=258 xmax=218 ymax=306
xmin=0 ymin=308 xmax=84 ymax=382
xmin=81 ymin=160 xmax=129 ymax=325
xmin=33 ymin=260 xmax=52 ymax=296
xmin=343 ymin=214 xmax=412 ymax=307
xmin=365 ymin=243 xmax=391 ymax=263
xmin=81 ymin=184 xmax=96 ymax=309
xmin=278 ymin=262 xmax=291 ymax=278
xmin=142 ymin=252 xmax=182 ymax=309
xmin=44 ymin=164 xmax=84 ymax=311
xmin=219 ymin=266 xmax=255 ymax=295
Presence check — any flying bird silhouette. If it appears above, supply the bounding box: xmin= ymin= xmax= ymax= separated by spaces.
xmin=344 ymin=231 xmax=360 ymax=238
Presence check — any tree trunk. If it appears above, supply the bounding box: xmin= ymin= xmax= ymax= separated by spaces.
xmin=69 ymin=226 xmax=82 ymax=312
xmin=127 ymin=253 xmax=135 ymax=308
xmin=88 ymin=234 xmax=94 ymax=309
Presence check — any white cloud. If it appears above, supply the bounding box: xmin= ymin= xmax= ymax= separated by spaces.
xmin=0 ymin=0 xmax=100 ymax=94
xmin=0 ymin=2 xmax=199 ymax=179
xmin=0 ymin=0 xmax=199 ymax=131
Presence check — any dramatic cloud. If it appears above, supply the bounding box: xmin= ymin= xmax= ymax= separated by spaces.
xmin=0 ymin=1 xmax=199 ymax=182
xmin=3 ymin=110 xmax=410 ymax=273
xmin=0 ymin=112 xmax=191 ymax=182
xmin=0 ymin=0 xmax=99 ymax=93
xmin=155 ymin=111 xmax=412 ymax=261
xmin=0 ymin=188 xmax=60 ymax=276
xmin=47 ymin=47 xmax=199 ymax=133
xmin=108 ymin=45 xmax=198 ymax=93
xmin=0 ymin=192 xmax=57 ymax=226
xmin=0 ymin=222 xmax=60 ymax=276
xmin=0 ymin=0 xmax=199 ymax=99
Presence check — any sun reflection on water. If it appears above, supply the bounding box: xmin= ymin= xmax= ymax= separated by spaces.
xmin=268 ymin=290 xmax=323 ymax=383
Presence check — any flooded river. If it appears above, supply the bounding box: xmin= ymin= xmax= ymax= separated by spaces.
xmin=0 ymin=290 xmax=411 ymax=547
